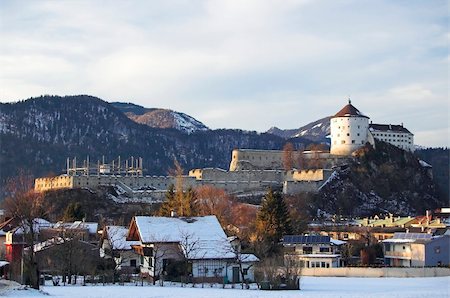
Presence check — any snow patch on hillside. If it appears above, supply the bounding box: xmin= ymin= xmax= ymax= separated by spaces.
xmin=171 ymin=111 xmax=208 ymax=134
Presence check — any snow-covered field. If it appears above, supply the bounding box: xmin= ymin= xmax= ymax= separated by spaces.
xmin=2 ymin=276 xmax=449 ymax=298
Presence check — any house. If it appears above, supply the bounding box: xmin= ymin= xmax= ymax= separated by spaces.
xmin=33 ymin=237 xmax=102 ymax=281
xmin=282 ymin=235 xmax=346 ymax=268
xmin=42 ymin=221 xmax=99 ymax=245
xmin=382 ymin=232 xmax=450 ymax=267
xmin=100 ymin=226 xmax=140 ymax=273
xmin=126 ymin=215 xmax=258 ymax=283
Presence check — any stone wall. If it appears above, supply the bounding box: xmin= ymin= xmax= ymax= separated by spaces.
xmin=301 ymin=267 xmax=450 ymax=277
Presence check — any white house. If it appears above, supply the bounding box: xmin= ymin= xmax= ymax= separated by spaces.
xmin=282 ymin=235 xmax=346 ymax=268
xmin=100 ymin=226 xmax=140 ymax=271
xmin=126 ymin=215 xmax=258 ymax=283
xmin=382 ymin=232 xmax=450 ymax=267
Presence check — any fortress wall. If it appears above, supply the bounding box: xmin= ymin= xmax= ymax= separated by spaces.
xmin=283 ymin=180 xmax=323 ymax=194
xmin=35 ymin=176 xmax=74 ymax=192
xmin=190 ymin=168 xmax=286 ymax=183
xmin=198 ymin=180 xmax=282 ymax=193
xmin=229 ymin=149 xmax=304 ymax=171
xmin=290 ymin=169 xmax=334 ymax=182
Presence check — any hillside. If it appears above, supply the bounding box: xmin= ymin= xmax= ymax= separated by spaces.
xmin=0 ymin=95 xmax=311 ymax=196
xmin=111 ymin=102 xmax=209 ymax=134
xmin=267 ymin=116 xmax=331 ymax=144
xmin=313 ymin=141 xmax=443 ymax=217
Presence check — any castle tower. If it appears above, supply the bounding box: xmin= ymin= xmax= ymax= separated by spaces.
xmin=330 ymin=100 xmax=370 ymax=155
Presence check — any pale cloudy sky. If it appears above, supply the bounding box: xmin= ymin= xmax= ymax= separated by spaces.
xmin=0 ymin=1 xmax=448 ymax=147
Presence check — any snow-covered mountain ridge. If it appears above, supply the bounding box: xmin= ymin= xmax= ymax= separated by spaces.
xmin=267 ymin=116 xmax=331 ymax=144
xmin=111 ymin=102 xmax=208 ymax=134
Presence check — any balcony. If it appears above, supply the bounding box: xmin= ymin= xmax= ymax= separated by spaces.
xmin=384 ymin=251 xmax=411 ymax=259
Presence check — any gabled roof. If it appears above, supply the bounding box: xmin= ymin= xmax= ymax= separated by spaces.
xmin=332 ymin=102 xmax=369 ymax=119
xmin=128 ymin=215 xmax=235 ymax=260
xmin=53 ymin=221 xmax=98 ymax=234
xmin=383 ymin=232 xmax=432 ymax=243
xmin=105 ymin=226 xmax=139 ymax=250
xmin=369 ymin=124 xmax=412 ymax=134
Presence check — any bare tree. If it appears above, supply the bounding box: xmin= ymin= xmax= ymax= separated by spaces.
xmin=282 ymin=143 xmax=295 ymax=171
xmin=223 ymin=237 xmax=255 ymax=289
xmin=3 ymin=171 xmax=47 ymax=289
xmin=177 ymin=229 xmax=202 ymax=286
xmin=254 ymin=255 xmax=301 ymax=290
xmin=194 ymin=185 xmax=233 ymax=225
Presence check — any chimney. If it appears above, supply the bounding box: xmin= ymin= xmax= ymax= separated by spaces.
xmin=170 ymin=210 xmax=177 ymax=217
xmin=426 ymin=210 xmax=431 ymax=225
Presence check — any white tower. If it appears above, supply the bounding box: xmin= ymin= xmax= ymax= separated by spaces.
xmin=330 ymin=100 xmax=370 ymax=156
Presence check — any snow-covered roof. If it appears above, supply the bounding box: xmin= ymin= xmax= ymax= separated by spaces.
xmin=106 ymin=226 xmax=140 ymax=250
xmin=330 ymin=239 xmax=346 ymax=246
xmin=239 ymin=253 xmax=259 ymax=263
xmin=0 ymin=261 xmax=9 ymax=267
xmin=33 ymin=237 xmax=66 ymax=252
xmin=54 ymin=221 xmax=98 ymax=234
xmin=133 ymin=215 xmax=235 ymax=260
xmin=382 ymin=239 xmax=415 ymax=243
xmin=14 ymin=218 xmax=53 ymax=234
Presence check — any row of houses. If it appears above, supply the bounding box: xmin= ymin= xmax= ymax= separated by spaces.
xmin=1 ymin=210 xmax=448 ymax=285
xmin=0 ymin=215 xmax=259 ymax=284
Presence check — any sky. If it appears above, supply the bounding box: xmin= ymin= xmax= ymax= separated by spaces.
xmin=0 ymin=0 xmax=448 ymax=147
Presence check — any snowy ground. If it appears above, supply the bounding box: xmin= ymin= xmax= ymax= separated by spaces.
xmin=1 ymin=276 xmax=449 ymax=298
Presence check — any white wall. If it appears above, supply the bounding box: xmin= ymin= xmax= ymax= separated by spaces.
xmin=330 ymin=116 xmax=369 ymax=155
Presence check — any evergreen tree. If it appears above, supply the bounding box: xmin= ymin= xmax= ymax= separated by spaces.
xmin=63 ymin=202 xmax=84 ymax=221
xmin=255 ymin=188 xmax=292 ymax=256
xmin=158 ymin=184 xmax=197 ymax=217
xmin=158 ymin=184 xmax=176 ymax=216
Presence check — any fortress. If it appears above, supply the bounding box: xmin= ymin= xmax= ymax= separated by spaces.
xmin=35 ymin=101 xmax=413 ymax=200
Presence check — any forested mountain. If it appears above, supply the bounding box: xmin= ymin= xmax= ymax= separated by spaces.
xmin=0 ymin=95 xmax=311 ymax=196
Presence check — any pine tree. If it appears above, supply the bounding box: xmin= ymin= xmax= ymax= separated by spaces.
xmin=158 ymin=184 xmax=197 ymax=217
xmin=255 ymin=188 xmax=292 ymax=256
xmin=63 ymin=202 xmax=84 ymax=221
xmin=159 ymin=184 xmax=176 ymax=216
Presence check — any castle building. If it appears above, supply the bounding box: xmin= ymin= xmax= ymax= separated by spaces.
xmin=330 ymin=100 xmax=373 ymax=156
xmin=330 ymin=100 xmax=414 ymax=155
xmin=369 ymin=123 xmax=414 ymax=152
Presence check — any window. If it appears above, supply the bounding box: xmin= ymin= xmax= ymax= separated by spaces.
xmin=303 ymin=246 xmax=313 ymax=254
xmin=320 ymin=247 xmax=330 ymax=253
xmin=130 ymin=259 xmax=137 ymax=267
xmin=343 ymin=233 xmax=349 ymax=240
xmin=321 ymin=262 xmax=326 ymax=268
xmin=346 ymin=133 xmax=350 ymax=136
xmin=352 ymin=140 xmax=355 ymax=144
xmin=341 ymin=140 xmax=345 ymax=144
xmin=243 ymin=268 xmax=249 ymax=275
